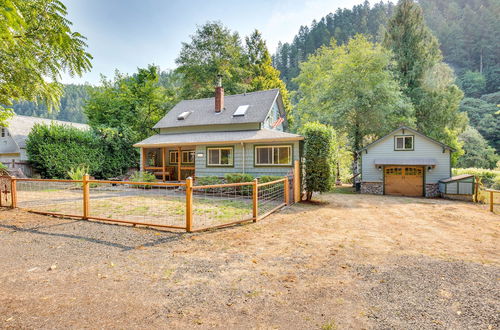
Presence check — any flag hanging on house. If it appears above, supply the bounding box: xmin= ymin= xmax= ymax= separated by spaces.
xmin=272 ymin=117 xmax=284 ymax=128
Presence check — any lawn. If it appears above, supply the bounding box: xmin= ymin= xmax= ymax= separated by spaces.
xmin=15 ymin=186 xmax=256 ymax=229
xmin=0 ymin=193 xmax=498 ymax=328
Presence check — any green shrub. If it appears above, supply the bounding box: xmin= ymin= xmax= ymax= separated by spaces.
xmin=67 ymin=165 xmax=89 ymax=181
xmin=259 ymin=175 xmax=283 ymax=183
xmin=224 ymin=173 xmax=254 ymax=183
xmin=452 ymin=168 xmax=500 ymax=188
xmin=224 ymin=173 xmax=254 ymax=196
xmin=195 ymin=176 xmax=222 ymax=186
xmin=0 ymin=162 xmax=8 ymax=175
xmin=492 ymin=176 xmax=500 ymax=190
xmin=129 ymin=171 xmax=156 ymax=188
xmin=26 ymin=123 xmax=138 ymax=179
xmin=300 ymin=122 xmax=335 ymax=200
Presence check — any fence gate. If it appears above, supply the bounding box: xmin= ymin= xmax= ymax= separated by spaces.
xmin=0 ymin=176 xmax=12 ymax=208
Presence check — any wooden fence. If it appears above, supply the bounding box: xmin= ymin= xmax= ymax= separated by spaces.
xmin=482 ymin=189 xmax=500 ymax=214
xmin=0 ymin=174 xmax=295 ymax=232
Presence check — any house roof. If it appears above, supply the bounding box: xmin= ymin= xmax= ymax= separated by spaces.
xmin=358 ymin=126 xmax=455 ymax=153
xmin=439 ymin=174 xmax=474 ymax=183
xmin=153 ymin=89 xmax=282 ymax=129
xmin=373 ymin=158 xmax=437 ymax=166
xmin=133 ymin=129 xmax=303 ymax=148
xmin=4 ymin=115 xmax=89 ymax=148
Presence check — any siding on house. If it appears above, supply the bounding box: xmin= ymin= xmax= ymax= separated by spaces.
xmin=361 ymin=129 xmax=451 ymax=184
xmin=194 ymin=141 xmax=300 ymax=178
xmin=159 ymin=122 xmax=260 ymax=134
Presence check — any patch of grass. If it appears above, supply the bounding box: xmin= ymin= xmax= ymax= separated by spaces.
xmin=321 ymin=320 xmax=338 ymax=330
xmin=330 ymin=186 xmax=356 ymax=194
xmin=41 ymin=189 xmax=60 ymax=192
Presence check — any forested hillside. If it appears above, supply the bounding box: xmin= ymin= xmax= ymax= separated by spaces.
xmin=274 ymin=0 xmax=499 ymax=162
xmin=11 ymin=84 xmax=91 ymax=123
xmin=273 ymin=1 xmax=395 ymax=90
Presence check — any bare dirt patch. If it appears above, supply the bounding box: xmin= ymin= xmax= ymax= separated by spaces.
xmin=0 ymin=193 xmax=498 ymax=329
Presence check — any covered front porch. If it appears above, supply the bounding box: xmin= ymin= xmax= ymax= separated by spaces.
xmin=141 ymin=146 xmax=195 ymax=182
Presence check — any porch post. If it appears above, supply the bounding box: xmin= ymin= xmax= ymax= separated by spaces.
xmin=177 ymin=146 xmax=182 ymax=181
xmin=141 ymin=148 xmax=146 ymax=172
xmin=162 ymin=147 xmax=166 ymax=182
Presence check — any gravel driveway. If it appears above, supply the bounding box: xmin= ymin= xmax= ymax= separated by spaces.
xmin=0 ymin=193 xmax=498 ymax=329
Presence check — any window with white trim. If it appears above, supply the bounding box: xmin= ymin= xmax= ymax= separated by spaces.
xmin=169 ymin=151 xmax=178 ymax=164
xmin=207 ymin=147 xmax=233 ymax=166
xmin=395 ymin=136 xmax=413 ymax=150
xmin=255 ymin=145 xmax=292 ymax=166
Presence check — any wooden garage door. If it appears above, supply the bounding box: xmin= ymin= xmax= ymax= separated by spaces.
xmin=384 ymin=166 xmax=423 ymax=197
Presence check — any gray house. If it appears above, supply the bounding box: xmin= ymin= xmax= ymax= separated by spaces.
xmin=359 ymin=126 xmax=453 ymax=197
xmin=0 ymin=115 xmax=89 ymax=176
xmin=134 ymin=86 xmax=303 ymax=181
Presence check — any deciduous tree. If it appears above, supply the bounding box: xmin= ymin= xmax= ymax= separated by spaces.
xmin=294 ymin=35 xmax=413 ymax=179
xmin=0 ymin=0 xmax=92 ymax=124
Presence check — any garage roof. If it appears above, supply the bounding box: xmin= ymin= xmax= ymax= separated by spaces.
xmin=373 ymin=158 xmax=437 ymax=166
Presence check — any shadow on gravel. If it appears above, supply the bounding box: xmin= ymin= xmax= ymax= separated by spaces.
xmin=0 ymin=221 xmax=185 ymax=251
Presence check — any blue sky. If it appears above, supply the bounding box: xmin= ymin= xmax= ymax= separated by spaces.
xmin=62 ymin=0 xmax=367 ymax=85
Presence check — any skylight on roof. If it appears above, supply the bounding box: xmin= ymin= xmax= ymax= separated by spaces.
xmin=233 ymin=105 xmax=249 ymax=117
xmin=177 ymin=111 xmax=192 ymax=120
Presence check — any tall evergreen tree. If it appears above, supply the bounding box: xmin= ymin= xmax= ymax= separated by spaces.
xmin=383 ymin=0 xmax=441 ymax=92
xmin=384 ymin=0 xmax=466 ymax=162
xmin=245 ymin=30 xmax=292 ymax=118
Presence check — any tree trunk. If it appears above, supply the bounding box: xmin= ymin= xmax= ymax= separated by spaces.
xmin=352 ymin=124 xmax=361 ymax=187
xmin=479 ymin=48 xmax=483 ymax=74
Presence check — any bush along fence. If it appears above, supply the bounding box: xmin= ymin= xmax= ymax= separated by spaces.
xmin=0 ymin=168 xmax=300 ymax=232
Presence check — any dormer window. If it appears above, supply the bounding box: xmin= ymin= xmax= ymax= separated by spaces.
xmin=395 ymin=135 xmax=413 ymax=151
xmin=1 ymin=128 xmax=9 ymax=137
xmin=177 ymin=111 xmax=192 ymax=120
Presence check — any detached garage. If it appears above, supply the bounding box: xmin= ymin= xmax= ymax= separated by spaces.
xmin=359 ymin=126 xmax=454 ymax=198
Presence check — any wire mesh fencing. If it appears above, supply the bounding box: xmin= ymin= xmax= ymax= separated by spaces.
xmin=191 ymin=182 xmax=254 ymax=231
xmin=87 ymin=181 xmax=186 ymax=229
xmin=258 ymin=179 xmax=287 ymax=218
xmin=15 ymin=179 xmax=84 ymax=217
xmin=0 ymin=176 xmax=12 ymax=207
xmin=2 ymin=175 xmax=292 ymax=232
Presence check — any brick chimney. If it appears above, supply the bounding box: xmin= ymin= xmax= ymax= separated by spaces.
xmin=215 ymin=75 xmax=224 ymax=113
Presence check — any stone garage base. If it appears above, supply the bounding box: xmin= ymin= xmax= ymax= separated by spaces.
xmin=360 ymin=182 xmax=383 ymax=195
xmin=425 ymin=183 xmax=440 ymax=197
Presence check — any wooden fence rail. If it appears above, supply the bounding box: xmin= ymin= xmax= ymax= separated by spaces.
xmin=484 ymin=189 xmax=500 ymax=213
xmin=3 ymin=174 xmax=295 ymax=232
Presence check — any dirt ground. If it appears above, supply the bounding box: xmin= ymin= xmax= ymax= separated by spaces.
xmin=0 ymin=193 xmax=498 ymax=329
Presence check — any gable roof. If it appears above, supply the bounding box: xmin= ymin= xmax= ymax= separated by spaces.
xmin=153 ymin=89 xmax=282 ymax=129
xmin=3 ymin=115 xmax=89 ymax=148
xmin=358 ymin=126 xmax=455 ymax=153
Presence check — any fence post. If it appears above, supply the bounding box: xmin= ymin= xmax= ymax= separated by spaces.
xmin=293 ymin=160 xmax=300 ymax=203
xmin=186 ymin=177 xmax=193 ymax=232
xmin=252 ymin=178 xmax=258 ymax=222
xmin=490 ymin=191 xmax=494 ymax=212
xmin=284 ymin=176 xmax=290 ymax=205
xmin=10 ymin=176 xmax=17 ymax=208
xmin=83 ymin=174 xmax=89 ymax=219
xmin=474 ymin=177 xmax=479 ymax=203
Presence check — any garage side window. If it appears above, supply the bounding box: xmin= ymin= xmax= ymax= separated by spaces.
xmin=395 ymin=136 xmax=413 ymax=151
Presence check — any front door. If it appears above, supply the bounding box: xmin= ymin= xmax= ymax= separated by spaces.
xmin=384 ymin=166 xmax=423 ymax=197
